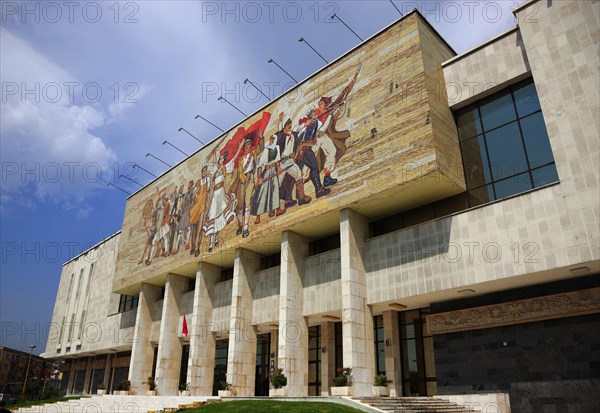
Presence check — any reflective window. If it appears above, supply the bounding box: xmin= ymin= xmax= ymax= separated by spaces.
xmin=479 ymin=89 xmax=516 ymax=131
xmin=457 ymin=79 xmax=558 ymax=206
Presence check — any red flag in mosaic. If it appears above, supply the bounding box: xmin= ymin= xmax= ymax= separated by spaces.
xmin=220 ymin=111 xmax=271 ymax=167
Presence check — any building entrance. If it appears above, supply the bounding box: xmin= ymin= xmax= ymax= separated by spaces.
xmin=179 ymin=344 xmax=189 ymax=391
xmin=398 ymin=309 xmax=437 ymax=396
xmin=255 ymin=333 xmax=271 ymax=396
xmin=308 ymin=326 xmax=321 ymax=396
xmin=212 ymin=339 xmax=228 ymax=396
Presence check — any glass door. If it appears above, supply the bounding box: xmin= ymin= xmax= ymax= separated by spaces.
xmin=255 ymin=334 xmax=271 ymax=396
xmin=398 ymin=308 xmax=437 ymax=396
xmin=308 ymin=326 xmax=321 ymax=396
xmin=212 ymin=339 xmax=228 ymax=396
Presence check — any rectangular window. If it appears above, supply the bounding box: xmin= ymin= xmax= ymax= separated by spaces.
xmin=259 ymin=253 xmax=281 ymax=270
xmin=457 ymin=78 xmax=558 ymax=205
xmin=308 ymin=234 xmax=340 ymax=256
xmin=118 ymin=295 xmax=139 ymax=313
xmin=187 ymin=278 xmax=196 ymax=293
xmin=220 ymin=268 xmax=234 ymax=283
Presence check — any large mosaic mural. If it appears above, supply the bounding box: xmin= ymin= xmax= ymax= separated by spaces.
xmin=114 ymin=14 xmax=464 ymax=290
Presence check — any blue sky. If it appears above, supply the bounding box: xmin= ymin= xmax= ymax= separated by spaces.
xmin=0 ymin=0 xmax=523 ymax=353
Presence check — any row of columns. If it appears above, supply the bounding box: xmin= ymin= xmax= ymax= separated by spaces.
xmin=128 ymin=209 xmax=399 ymax=397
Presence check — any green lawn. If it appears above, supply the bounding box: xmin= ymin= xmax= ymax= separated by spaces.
xmin=187 ymin=400 xmax=363 ymax=412
xmin=7 ymin=396 xmax=89 ymax=409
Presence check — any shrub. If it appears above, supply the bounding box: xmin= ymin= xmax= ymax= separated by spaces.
xmin=373 ymin=374 xmax=392 ymax=387
xmin=269 ymin=369 xmax=287 ymax=389
xmin=220 ymin=380 xmax=232 ymax=391
xmin=97 ymin=384 xmax=106 ymax=390
xmin=144 ymin=377 xmax=156 ymax=391
xmin=179 ymin=382 xmax=190 ymax=392
xmin=121 ymin=380 xmax=131 ymax=391
xmin=333 ymin=367 xmax=352 ymax=387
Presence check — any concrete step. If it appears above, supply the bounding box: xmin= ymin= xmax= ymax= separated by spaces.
xmin=356 ymin=397 xmax=478 ymax=413
xmin=13 ymin=395 xmax=218 ymax=413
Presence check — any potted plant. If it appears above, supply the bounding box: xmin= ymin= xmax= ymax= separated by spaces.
xmin=218 ymin=379 xmax=233 ymax=398
xmin=120 ymin=380 xmax=131 ymax=395
xmin=268 ymin=368 xmax=288 ymax=397
xmin=373 ymin=374 xmax=392 ymax=397
xmin=331 ymin=367 xmax=353 ymax=396
xmin=144 ymin=377 xmax=157 ymax=396
xmin=179 ymin=382 xmax=191 ymax=396
xmin=114 ymin=382 xmax=124 ymax=395
xmin=97 ymin=384 xmax=106 ymax=395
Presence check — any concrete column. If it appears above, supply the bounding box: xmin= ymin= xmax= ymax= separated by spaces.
xmin=187 ymin=262 xmax=220 ymax=395
xmin=83 ymin=357 xmax=92 ymax=394
xmin=340 ymin=208 xmax=375 ymax=397
xmin=67 ymin=359 xmax=76 ymax=394
xmin=155 ymin=274 xmax=188 ymax=395
xmin=383 ymin=310 xmax=402 ymax=397
xmin=128 ymin=283 xmax=162 ymax=394
xmin=103 ymin=354 xmax=111 ymax=387
xmin=227 ymin=248 xmax=260 ymax=396
xmin=320 ymin=321 xmax=336 ymax=396
xmin=278 ymin=231 xmax=309 ymax=396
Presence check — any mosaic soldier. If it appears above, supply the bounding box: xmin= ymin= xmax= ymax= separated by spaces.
xmin=229 ymin=137 xmax=257 ymax=238
xmin=275 ymin=112 xmax=312 ymax=208
xmin=174 ymin=180 xmax=195 ymax=252
xmin=203 ymin=153 xmax=237 ymax=252
xmin=189 ymin=165 xmax=211 ymax=257
xmin=313 ymin=65 xmax=360 ymax=186
xmin=250 ymin=133 xmax=285 ymax=224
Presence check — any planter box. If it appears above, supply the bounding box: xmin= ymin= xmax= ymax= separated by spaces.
xmin=179 ymin=390 xmax=190 ymax=396
xmin=269 ymin=388 xmax=287 ymax=397
xmin=97 ymin=389 xmax=106 ymax=395
xmin=331 ymin=386 xmax=353 ymax=396
xmin=112 ymin=391 xmax=120 ymax=395
xmin=146 ymin=390 xmax=157 ymax=396
xmin=218 ymin=390 xmax=232 ymax=398
xmin=372 ymin=386 xmax=390 ymax=397
xmin=119 ymin=390 xmax=129 ymax=396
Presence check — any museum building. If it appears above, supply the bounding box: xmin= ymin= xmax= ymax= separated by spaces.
xmin=44 ymin=1 xmax=599 ymax=412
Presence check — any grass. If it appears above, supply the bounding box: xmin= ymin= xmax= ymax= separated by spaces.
xmin=185 ymin=400 xmax=364 ymax=412
xmin=7 ymin=396 xmax=89 ymax=409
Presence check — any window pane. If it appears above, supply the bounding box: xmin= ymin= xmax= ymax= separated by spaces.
xmin=532 ymin=164 xmax=559 ymax=187
xmin=480 ymin=90 xmax=517 ymax=131
xmin=456 ymin=106 xmax=482 ymax=140
xmin=520 ymin=112 xmax=555 ymax=167
xmin=377 ymin=347 xmax=386 ymax=374
xmin=494 ymin=173 xmax=533 ymax=199
xmin=461 ymin=136 xmax=491 ymax=189
xmin=469 ymin=184 xmax=495 ymax=206
xmin=485 ymin=123 xmax=528 ymax=180
xmin=308 ymin=363 xmax=317 ymax=381
xmin=514 ymin=81 xmax=541 ymax=117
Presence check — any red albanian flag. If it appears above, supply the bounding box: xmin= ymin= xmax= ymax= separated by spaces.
xmin=182 ymin=314 xmax=189 ymax=336
xmin=220 ymin=112 xmax=271 ymax=167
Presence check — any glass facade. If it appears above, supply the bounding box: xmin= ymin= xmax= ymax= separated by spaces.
xmin=457 ymin=79 xmax=558 ymax=206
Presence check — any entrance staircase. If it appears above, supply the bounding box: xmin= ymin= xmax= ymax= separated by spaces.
xmin=13 ymin=395 xmax=219 ymax=413
xmin=356 ymin=397 xmax=478 ymax=413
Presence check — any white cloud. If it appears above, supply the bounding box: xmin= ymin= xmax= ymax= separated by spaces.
xmin=0 ymin=28 xmax=117 ymax=215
